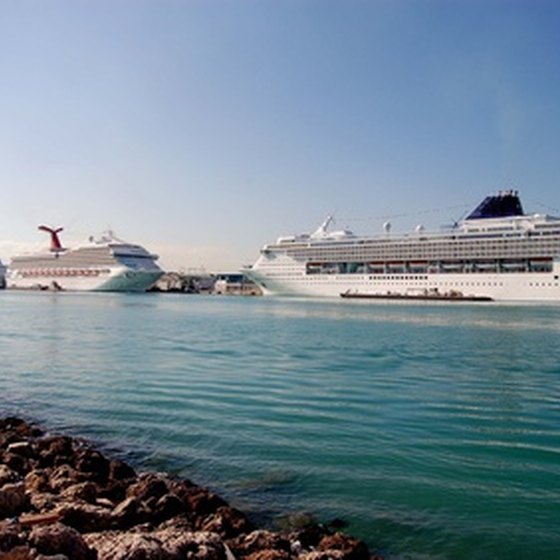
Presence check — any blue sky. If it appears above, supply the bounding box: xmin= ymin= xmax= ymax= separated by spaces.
xmin=1 ymin=0 xmax=560 ymax=271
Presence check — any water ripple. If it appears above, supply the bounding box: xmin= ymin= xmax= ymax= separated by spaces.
xmin=1 ymin=292 xmax=559 ymax=559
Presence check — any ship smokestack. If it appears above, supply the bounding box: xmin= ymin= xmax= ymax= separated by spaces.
xmin=38 ymin=225 xmax=65 ymax=252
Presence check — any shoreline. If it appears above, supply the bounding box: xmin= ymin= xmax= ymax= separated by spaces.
xmin=0 ymin=416 xmax=381 ymax=560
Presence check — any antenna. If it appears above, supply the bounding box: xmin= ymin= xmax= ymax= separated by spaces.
xmin=38 ymin=225 xmax=65 ymax=252
xmin=311 ymin=215 xmax=334 ymax=238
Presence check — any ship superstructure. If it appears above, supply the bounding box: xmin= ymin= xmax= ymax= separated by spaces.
xmin=7 ymin=227 xmax=163 ymax=292
xmin=244 ymin=191 xmax=560 ymax=301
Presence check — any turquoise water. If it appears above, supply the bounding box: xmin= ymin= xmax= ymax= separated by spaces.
xmin=1 ymin=292 xmax=559 ymax=559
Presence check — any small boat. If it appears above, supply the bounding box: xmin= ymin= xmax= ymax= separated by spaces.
xmin=340 ymin=290 xmax=493 ymax=302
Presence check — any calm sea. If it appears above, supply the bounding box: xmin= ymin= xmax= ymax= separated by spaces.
xmin=1 ymin=292 xmax=559 ymax=559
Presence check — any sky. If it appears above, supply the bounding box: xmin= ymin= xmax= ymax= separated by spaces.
xmin=1 ymin=0 xmax=560 ymax=272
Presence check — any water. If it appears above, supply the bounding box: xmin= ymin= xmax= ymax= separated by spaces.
xmin=1 ymin=291 xmax=559 ymax=559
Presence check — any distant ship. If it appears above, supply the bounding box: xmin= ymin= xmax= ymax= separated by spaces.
xmin=0 ymin=259 xmax=6 ymax=289
xmin=7 ymin=226 xmax=164 ymax=292
xmin=244 ymin=191 xmax=560 ymax=302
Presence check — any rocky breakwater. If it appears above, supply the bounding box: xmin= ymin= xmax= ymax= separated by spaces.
xmin=0 ymin=417 xmax=380 ymax=560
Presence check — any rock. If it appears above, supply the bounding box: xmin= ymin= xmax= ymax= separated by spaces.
xmin=24 ymin=470 xmax=51 ymax=494
xmin=198 ymin=506 xmax=252 ymax=538
xmin=0 ymin=521 xmax=26 ymax=552
xmin=30 ymin=522 xmax=95 ymax=560
xmin=74 ymin=449 xmax=110 ymax=483
xmin=0 ymin=545 xmax=36 ymax=559
xmin=245 ymin=550 xmax=291 ymax=560
xmin=97 ymin=480 xmax=129 ymax=504
xmin=0 ymin=483 xmax=28 ymax=517
xmin=1 ymin=453 xmax=28 ymax=475
xmin=300 ymin=551 xmax=344 ymax=560
xmin=6 ymin=443 xmax=34 ymax=460
xmin=289 ymin=525 xmax=326 ymax=550
xmin=86 ymin=531 xmax=165 ymax=560
xmin=326 ymin=518 xmax=348 ymax=531
xmin=36 ymin=436 xmax=75 ymax=468
xmin=1 ymin=419 xmax=377 ymax=560
xmin=316 ymin=533 xmax=370 ymax=560
xmin=49 ymin=465 xmax=82 ymax=492
xmin=29 ymin=491 xmax=58 ymax=512
xmin=168 ymin=478 xmax=196 ymax=493
xmin=0 ymin=418 xmax=42 ymax=442
xmin=60 ymin=482 xmax=97 ymax=504
xmin=180 ymin=487 xmax=227 ymax=517
xmin=228 ymin=530 xmax=290 ymax=558
xmin=95 ymin=498 xmax=115 ymax=509
xmin=111 ymin=497 xmax=149 ymax=529
xmin=0 ymin=465 xmax=18 ymax=487
xmin=85 ymin=529 xmax=228 ymax=560
xmin=153 ymin=493 xmax=185 ymax=523
xmin=156 ymin=515 xmax=193 ymax=532
xmin=109 ymin=460 xmax=136 ymax=482
xmin=161 ymin=530 xmax=226 ymax=560
xmin=56 ymin=502 xmax=113 ymax=533
xmin=126 ymin=474 xmax=169 ymax=504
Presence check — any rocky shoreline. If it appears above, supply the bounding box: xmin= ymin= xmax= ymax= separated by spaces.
xmin=0 ymin=417 xmax=380 ymax=560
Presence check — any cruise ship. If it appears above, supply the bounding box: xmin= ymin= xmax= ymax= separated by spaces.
xmin=244 ymin=191 xmax=560 ymax=302
xmin=7 ymin=226 xmax=164 ymax=292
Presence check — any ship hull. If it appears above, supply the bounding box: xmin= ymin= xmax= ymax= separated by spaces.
xmin=6 ymin=267 xmax=163 ymax=292
xmin=245 ymin=259 xmax=560 ymax=302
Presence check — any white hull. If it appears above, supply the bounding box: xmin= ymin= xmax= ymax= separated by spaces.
xmin=6 ymin=267 xmax=163 ymax=292
xmin=245 ymin=257 xmax=560 ymax=302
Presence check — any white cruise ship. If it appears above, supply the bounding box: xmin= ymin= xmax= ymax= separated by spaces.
xmin=7 ymin=226 xmax=164 ymax=292
xmin=244 ymin=191 xmax=560 ymax=302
